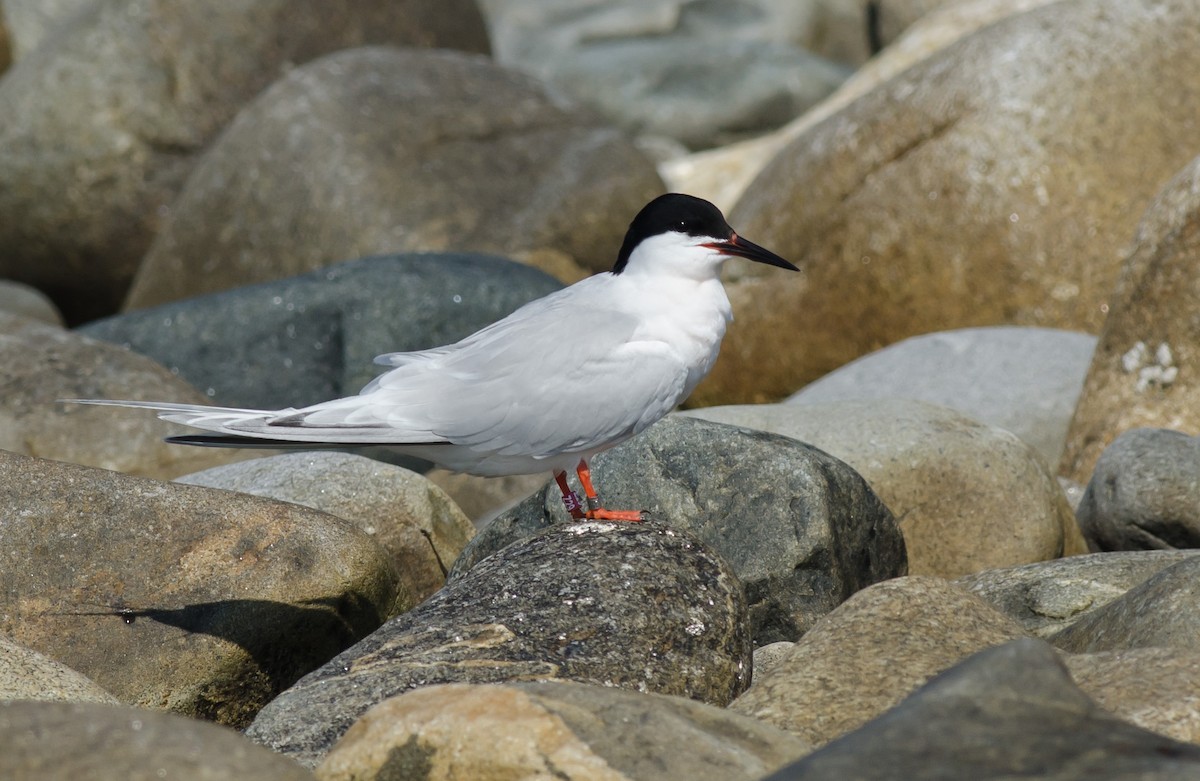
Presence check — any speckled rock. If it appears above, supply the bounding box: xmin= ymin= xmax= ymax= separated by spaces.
xmin=785 ymin=327 xmax=1097 ymax=466
xmin=681 ymin=400 xmax=1084 ymax=577
xmin=1075 ymin=428 xmax=1200 ymax=550
xmin=0 ymin=451 xmax=403 ymax=728
xmin=124 ymin=47 xmax=662 ymax=310
xmin=1065 ymin=646 xmax=1200 ymax=745
xmin=1052 ymin=556 xmax=1200 ymax=654
xmin=83 ymin=253 xmax=563 ymax=410
xmin=317 ymin=681 xmax=810 ymax=781
xmin=957 ymin=550 xmax=1200 ymax=638
xmin=0 ymin=700 xmax=316 ymax=780
xmin=178 ymin=452 xmax=475 ymax=605
xmin=1 ymin=311 xmax=242 ymax=479
xmin=0 ymin=635 xmax=118 ymax=704
xmin=762 ymin=639 xmax=1200 ymax=781
xmin=452 ymin=416 xmax=905 ymax=644
xmin=247 ymin=521 xmax=750 ymax=767
xmin=730 ymin=576 xmax=1027 ymax=745
xmin=0 ymin=0 xmax=489 ymax=323
xmin=1061 ymin=154 xmax=1200 ymax=483
xmin=693 ymin=0 xmax=1200 ymax=405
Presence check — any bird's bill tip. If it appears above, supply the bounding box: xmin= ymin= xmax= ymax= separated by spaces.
xmin=704 ymin=234 xmax=799 ymax=271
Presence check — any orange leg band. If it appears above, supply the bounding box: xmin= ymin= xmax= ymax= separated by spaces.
xmin=574 ymin=459 xmax=644 ymax=522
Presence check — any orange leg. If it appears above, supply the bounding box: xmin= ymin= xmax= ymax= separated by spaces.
xmin=554 ymin=469 xmax=586 ymax=520
xmin=575 ymin=459 xmax=644 ymax=522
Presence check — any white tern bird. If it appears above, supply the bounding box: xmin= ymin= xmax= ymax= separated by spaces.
xmin=68 ymin=193 xmax=798 ymax=521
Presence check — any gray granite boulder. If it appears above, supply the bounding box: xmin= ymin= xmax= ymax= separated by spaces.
xmin=0 ymin=700 xmax=316 ymax=780
xmin=0 ymin=0 xmax=489 ymax=322
xmin=124 ymin=46 xmax=662 ymax=310
xmin=762 ymin=638 xmax=1200 ymax=780
xmin=318 ymin=680 xmax=810 ymax=781
xmin=786 ymin=327 xmax=1097 ymax=466
xmin=1076 ymin=428 xmax=1200 ymax=550
xmin=0 ymin=451 xmax=402 ymax=728
xmin=451 ymin=416 xmax=906 ymax=644
xmin=957 ymin=550 xmax=1200 ymax=638
xmin=1052 ymin=556 xmax=1200 ymax=654
xmin=730 ymin=576 xmax=1027 ymax=745
xmin=82 ymin=253 xmax=563 ymax=410
xmin=247 ymin=520 xmax=750 ymax=767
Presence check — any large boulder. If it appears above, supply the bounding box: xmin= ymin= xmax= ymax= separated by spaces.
xmin=786 ymin=326 xmax=1096 ymax=466
xmin=0 ymin=451 xmax=403 ymax=728
xmin=692 ymin=0 xmax=1200 ymax=405
xmin=247 ymin=521 xmax=750 ymax=767
xmin=1 ymin=312 xmax=241 ymax=479
xmin=123 ymin=46 xmax=663 ymax=311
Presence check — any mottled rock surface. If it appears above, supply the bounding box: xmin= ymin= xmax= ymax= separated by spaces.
xmin=730 ymin=576 xmax=1026 ymax=745
xmin=1065 ymin=646 xmax=1200 ymax=745
xmin=957 ymin=550 xmax=1200 ymax=637
xmin=2 ymin=312 xmax=242 ymax=479
xmin=696 ymin=0 xmax=1200 ymax=404
xmin=248 ymin=521 xmax=750 ymax=767
xmin=1052 ymin=556 xmax=1200 ymax=654
xmin=786 ymin=326 xmax=1096 ymax=465
xmin=0 ymin=635 xmax=118 ymax=704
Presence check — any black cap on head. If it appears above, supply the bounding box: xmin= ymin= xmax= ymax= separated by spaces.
xmin=613 ymin=194 xmax=733 ymax=274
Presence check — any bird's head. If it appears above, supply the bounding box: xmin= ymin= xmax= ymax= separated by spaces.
xmin=612 ymin=193 xmax=798 ymax=279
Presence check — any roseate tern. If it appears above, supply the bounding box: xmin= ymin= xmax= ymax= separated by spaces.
xmin=67 ymin=193 xmax=797 ymax=521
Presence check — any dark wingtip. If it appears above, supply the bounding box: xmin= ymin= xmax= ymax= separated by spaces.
xmin=165 ymin=434 xmax=311 ymax=449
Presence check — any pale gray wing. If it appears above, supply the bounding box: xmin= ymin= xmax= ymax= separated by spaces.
xmin=300 ymin=301 xmax=692 ymax=457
